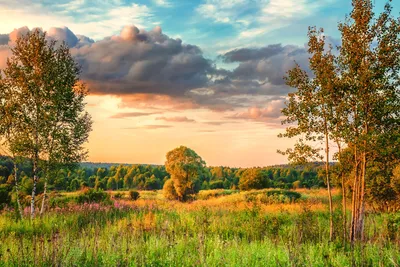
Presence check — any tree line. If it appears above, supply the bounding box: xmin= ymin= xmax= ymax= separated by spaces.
xmin=0 ymin=153 xmax=324 ymax=199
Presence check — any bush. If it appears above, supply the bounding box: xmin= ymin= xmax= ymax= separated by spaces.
xmin=244 ymin=190 xmax=302 ymax=204
xmin=49 ymin=194 xmax=74 ymax=208
xmin=113 ymin=192 xmax=124 ymax=199
xmin=76 ymin=189 xmax=110 ymax=204
xmin=0 ymin=184 xmax=11 ymax=209
xmin=129 ymin=190 xmax=140 ymax=201
xmin=163 ymin=179 xmax=178 ymax=200
xmin=197 ymin=189 xmax=239 ymax=200
xmin=209 ymin=180 xmax=224 ymax=189
xmin=239 ymin=168 xmax=269 ymax=190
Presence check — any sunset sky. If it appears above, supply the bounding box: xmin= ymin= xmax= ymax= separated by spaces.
xmin=0 ymin=0 xmax=399 ymax=167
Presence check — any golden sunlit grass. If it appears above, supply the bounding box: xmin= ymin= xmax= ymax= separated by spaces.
xmin=75 ymin=188 xmax=340 ymax=214
xmin=1 ymin=188 xmax=399 ymax=266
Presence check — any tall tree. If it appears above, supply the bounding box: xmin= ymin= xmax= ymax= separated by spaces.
xmin=0 ymin=29 xmax=92 ymax=218
xmin=280 ymin=0 xmax=400 ymax=244
xmin=338 ymin=0 xmax=400 ymax=242
xmin=280 ymin=27 xmax=338 ymax=241
xmin=165 ymin=146 xmax=205 ymax=201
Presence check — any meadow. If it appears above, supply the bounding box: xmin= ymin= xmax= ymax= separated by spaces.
xmin=0 ymin=189 xmax=399 ymax=266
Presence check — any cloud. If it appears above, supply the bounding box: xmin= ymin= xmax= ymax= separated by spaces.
xmin=118 ymin=94 xmax=200 ymax=110
xmin=196 ymin=0 xmax=252 ymax=25
xmin=212 ymin=44 xmax=309 ymax=97
xmin=0 ymin=25 xmax=309 ymax=116
xmin=71 ymin=25 xmax=214 ymax=97
xmin=0 ymin=1 xmax=153 ymax=40
xmin=47 ymin=26 xmax=79 ymax=47
xmin=0 ymin=34 xmax=9 ymax=45
xmin=203 ymin=121 xmax=230 ymax=126
xmin=155 ymin=116 xmax=196 ymax=123
xmin=153 ymin=0 xmax=172 ymax=7
xmin=221 ymin=44 xmax=284 ymax=62
xmin=125 ymin=125 xmax=173 ymax=130
xmin=228 ymin=99 xmax=286 ymax=122
xmin=110 ymin=112 xmax=161 ymax=119
xmin=198 ymin=130 xmax=216 ymax=133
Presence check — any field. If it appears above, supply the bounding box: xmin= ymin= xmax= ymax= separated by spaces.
xmin=0 ymin=189 xmax=399 ymax=266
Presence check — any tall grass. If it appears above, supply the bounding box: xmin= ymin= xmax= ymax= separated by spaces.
xmin=0 ymin=189 xmax=399 ymax=266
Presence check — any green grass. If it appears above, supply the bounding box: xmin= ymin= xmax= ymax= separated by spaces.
xmin=0 ymin=189 xmax=399 ymax=266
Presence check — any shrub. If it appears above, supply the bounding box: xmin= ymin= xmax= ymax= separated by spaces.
xmin=129 ymin=190 xmax=140 ymax=201
xmin=244 ymin=190 xmax=302 ymax=204
xmin=0 ymin=184 xmax=11 ymax=209
xmin=113 ymin=192 xmax=124 ymax=199
xmin=387 ymin=213 xmax=400 ymax=241
xmin=76 ymin=189 xmax=110 ymax=204
xmin=209 ymin=180 xmax=224 ymax=189
xmin=49 ymin=194 xmax=74 ymax=208
xmin=239 ymin=168 xmax=269 ymax=190
xmin=197 ymin=189 xmax=239 ymax=200
xmin=163 ymin=179 xmax=178 ymax=200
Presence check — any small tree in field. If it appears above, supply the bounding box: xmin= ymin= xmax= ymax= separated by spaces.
xmin=0 ymin=29 xmax=92 ymax=219
xmin=238 ymin=168 xmax=269 ymax=191
xmin=165 ymin=146 xmax=205 ymax=201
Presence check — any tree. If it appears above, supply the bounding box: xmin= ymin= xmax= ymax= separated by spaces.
xmin=163 ymin=179 xmax=179 ymax=200
xmin=165 ymin=146 xmax=205 ymax=201
xmin=238 ymin=168 xmax=269 ymax=191
xmin=279 ymin=0 xmax=400 ymax=243
xmin=337 ymin=0 xmax=400 ymax=242
xmin=280 ymin=27 xmax=338 ymax=241
xmin=0 ymin=29 xmax=92 ymax=218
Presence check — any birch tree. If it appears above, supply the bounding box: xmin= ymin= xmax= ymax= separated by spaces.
xmin=0 ymin=29 xmax=92 ymax=219
xmin=338 ymin=0 xmax=400 ymax=242
xmin=280 ymin=27 xmax=338 ymax=241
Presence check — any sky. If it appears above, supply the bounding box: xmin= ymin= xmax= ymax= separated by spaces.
xmin=0 ymin=0 xmax=399 ymax=167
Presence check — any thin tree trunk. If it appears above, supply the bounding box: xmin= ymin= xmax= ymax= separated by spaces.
xmin=40 ymin=179 xmax=48 ymax=216
xmin=30 ymin=155 xmax=38 ymax=219
xmin=350 ymin=145 xmax=358 ymax=244
xmin=358 ymin=148 xmax=367 ymax=241
xmin=337 ymin=141 xmax=346 ymax=244
xmin=13 ymin=160 xmax=23 ymax=219
xmin=40 ymin=164 xmax=50 ymax=216
xmin=325 ymin=131 xmax=334 ymax=242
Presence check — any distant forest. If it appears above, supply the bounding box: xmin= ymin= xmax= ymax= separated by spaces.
xmin=0 ymin=155 xmax=327 ymax=194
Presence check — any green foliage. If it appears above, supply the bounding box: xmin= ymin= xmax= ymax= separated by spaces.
xmin=239 ymin=168 xmax=269 ymax=191
xmin=113 ymin=192 xmax=124 ymax=199
xmin=0 ymin=198 xmax=399 ymax=266
xmin=165 ymin=146 xmax=206 ymax=201
xmin=129 ymin=190 xmax=140 ymax=201
xmin=209 ymin=180 xmax=224 ymax=189
xmin=244 ymin=190 xmax=302 ymax=204
xmin=0 ymin=29 xmax=92 ymax=217
xmin=197 ymin=189 xmax=239 ymax=200
xmin=76 ymin=189 xmax=110 ymax=204
xmin=0 ymin=184 xmax=11 ymax=209
xmin=163 ymin=179 xmax=178 ymax=200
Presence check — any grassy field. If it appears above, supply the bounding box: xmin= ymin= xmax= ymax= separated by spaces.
xmin=0 ymin=189 xmax=399 ymax=266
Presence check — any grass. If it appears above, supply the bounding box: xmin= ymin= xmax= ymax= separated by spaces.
xmin=0 ymin=188 xmax=399 ymax=266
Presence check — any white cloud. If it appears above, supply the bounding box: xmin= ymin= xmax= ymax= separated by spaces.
xmin=153 ymin=0 xmax=172 ymax=7
xmin=0 ymin=1 xmax=152 ymax=40
xmin=196 ymin=0 xmax=249 ymax=25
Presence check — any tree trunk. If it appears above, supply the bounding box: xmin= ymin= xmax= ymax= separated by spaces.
xmin=350 ymin=145 xmax=358 ymax=244
xmin=30 ymin=145 xmax=39 ymax=219
xmin=40 ymin=179 xmax=48 ymax=216
xmin=337 ymin=142 xmax=346 ymax=244
xmin=325 ymin=131 xmax=334 ymax=242
xmin=30 ymin=157 xmax=38 ymax=219
xmin=358 ymin=148 xmax=367 ymax=241
xmin=13 ymin=161 xmax=23 ymax=219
